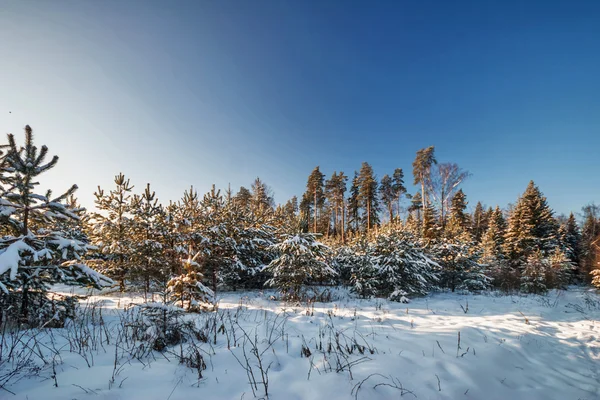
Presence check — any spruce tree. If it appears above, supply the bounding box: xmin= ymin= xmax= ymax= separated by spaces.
xmin=481 ymin=206 xmax=506 ymax=262
xmin=422 ymin=200 xmax=438 ymax=242
xmin=580 ymin=204 xmax=600 ymax=282
xmin=0 ymin=126 xmax=111 ymax=323
xmin=445 ymin=189 xmax=470 ymax=240
xmin=559 ymin=212 xmax=581 ymax=267
xmin=374 ymin=227 xmax=440 ymax=300
xmin=471 ymin=202 xmax=488 ymax=243
xmin=336 ymin=238 xmax=379 ymax=298
xmin=504 ymin=181 xmax=559 ymax=262
xmin=433 ymin=242 xmax=490 ymax=292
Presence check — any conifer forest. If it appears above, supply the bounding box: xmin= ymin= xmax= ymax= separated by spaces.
xmin=0 ymin=126 xmax=598 ymax=399
xmin=2 ymin=1 xmax=600 ymax=398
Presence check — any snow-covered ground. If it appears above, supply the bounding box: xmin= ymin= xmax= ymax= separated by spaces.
xmin=4 ymin=287 xmax=600 ymax=400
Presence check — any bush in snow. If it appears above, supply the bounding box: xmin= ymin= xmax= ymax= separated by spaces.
xmin=0 ymin=126 xmax=112 ymax=326
xmin=265 ymin=233 xmax=336 ymax=300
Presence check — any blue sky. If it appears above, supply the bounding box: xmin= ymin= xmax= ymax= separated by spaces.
xmin=0 ymin=0 xmax=598 ymax=216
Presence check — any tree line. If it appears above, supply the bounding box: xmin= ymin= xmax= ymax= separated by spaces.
xmin=1 ymin=127 xmax=599 ymax=326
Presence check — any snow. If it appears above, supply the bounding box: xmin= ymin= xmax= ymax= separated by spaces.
xmin=0 ymin=238 xmax=35 ymax=282
xmin=3 ymin=287 xmax=600 ymax=399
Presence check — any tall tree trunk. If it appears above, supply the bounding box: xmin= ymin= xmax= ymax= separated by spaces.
xmin=367 ymin=196 xmax=371 ymax=232
xmin=341 ymin=199 xmax=346 ymax=243
xmin=313 ymin=190 xmax=317 ymax=233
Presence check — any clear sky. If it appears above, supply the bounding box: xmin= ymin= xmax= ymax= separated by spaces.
xmin=0 ymin=0 xmax=598 ymax=216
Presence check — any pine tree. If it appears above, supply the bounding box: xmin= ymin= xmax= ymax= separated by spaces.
xmin=392 ymin=168 xmax=406 ymax=221
xmin=357 ymin=162 xmax=380 ymax=231
xmin=380 ymin=174 xmax=395 ymax=223
xmin=166 ymin=187 xmax=214 ymax=310
xmin=130 ymin=184 xmax=169 ymax=299
xmin=265 ymin=233 xmax=335 ymax=300
xmin=325 ymin=171 xmax=347 ymax=240
xmin=0 ymin=126 xmax=111 ymax=323
xmin=347 ymin=172 xmax=360 ymax=233
xmin=90 ymin=173 xmax=135 ymax=291
xmin=198 ymin=185 xmax=234 ymax=295
xmin=306 ymin=167 xmax=325 ymax=233
xmin=250 ymin=177 xmax=275 ymax=218
xmin=412 ymin=146 xmax=437 ymax=224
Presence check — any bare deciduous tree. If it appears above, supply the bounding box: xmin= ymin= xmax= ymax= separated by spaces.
xmin=425 ymin=163 xmax=470 ymax=231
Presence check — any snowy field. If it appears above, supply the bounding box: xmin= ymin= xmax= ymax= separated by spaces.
xmin=3 ymin=287 xmax=600 ymax=400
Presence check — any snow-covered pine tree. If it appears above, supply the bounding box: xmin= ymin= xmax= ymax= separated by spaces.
xmin=198 ymin=185 xmax=236 ymax=295
xmin=130 ymin=184 xmax=169 ymax=299
xmin=223 ymin=199 xmax=276 ymax=290
xmin=166 ymin=187 xmax=214 ymax=311
xmin=0 ymin=126 xmax=112 ymax=324
xmin=89 ymin=173 xmax=135 ymax=291
xmin=265 ymin=233 xmax=335 ymax=300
